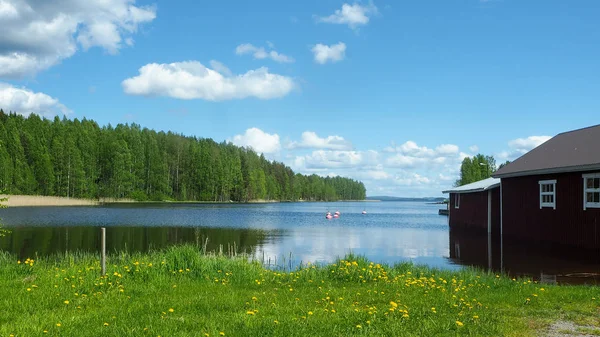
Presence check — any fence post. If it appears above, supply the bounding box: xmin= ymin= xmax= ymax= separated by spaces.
xmin=101 ymin=227 xmax=106 ymax=276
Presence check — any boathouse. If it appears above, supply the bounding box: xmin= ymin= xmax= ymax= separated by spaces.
xmin=493 ymin=124 xmax=600 ymax=251
xmin=442 ymin=177 xmax=501 ymax=235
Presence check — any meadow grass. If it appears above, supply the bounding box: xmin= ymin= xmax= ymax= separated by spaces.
xmin=0 ymin=245 xmax=599 ymax=336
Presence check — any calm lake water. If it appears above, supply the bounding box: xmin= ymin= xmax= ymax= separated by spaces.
xmin=1 ymin=201 xmax=599 ymax=284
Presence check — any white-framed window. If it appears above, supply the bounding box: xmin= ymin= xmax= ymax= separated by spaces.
xmin=539 ymin=180 xmax=556 ymax=209
xmin=454 ymin=193 xmax=460 ymax=209
xmin=583 ymin=173 xmax=600 ymax=210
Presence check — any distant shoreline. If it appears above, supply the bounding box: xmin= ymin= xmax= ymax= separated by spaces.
xmin=0 ymin=195 xmax=377 ymax=207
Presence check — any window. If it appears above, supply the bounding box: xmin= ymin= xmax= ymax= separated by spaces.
xmin=583 ymin=173 xmax=600 ymax=210
xmin=539 ymin=180 xmax=556 ymax=209
xmin=454 ymin=193 xmax=460 ymax=209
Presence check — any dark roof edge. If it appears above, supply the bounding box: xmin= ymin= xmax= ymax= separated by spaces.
xmin=493 ymin=163 xmax=600 ymax=179
xmin=441 ymin=183 xmax=500 ymax=194
xmin=554 ymin=123 xmax=600 ymax=137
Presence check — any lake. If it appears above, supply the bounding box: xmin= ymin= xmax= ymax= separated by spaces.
xmin=1 ymin=201 xmax=599 ymax=284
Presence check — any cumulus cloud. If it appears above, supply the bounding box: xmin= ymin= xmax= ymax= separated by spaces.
xmin=497 ymin=135 xmax=551 ymax=161
xmin=311 ymin=42 xmax=346 ymax=64
xmin=294 ymin=150 xmax=379 ymax=170
xmin=122 ymin=61 xmax=295 ymax=101
xmin=0 ymin=82 xmax=70 ymax=116
xmin=235 ymin=43 xmax=294 ymax=63
xmin=0 ymin=0 xmax=156 ymax=78
xmin=316 ymin=2 xmax=378 ymax=29
xmin=229 ymin=128 xmax=281 ymax=154
xmin=287 ymin=131 xmax=353 ymax=151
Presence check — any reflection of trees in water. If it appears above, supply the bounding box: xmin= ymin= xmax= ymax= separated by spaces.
xmin=0 ymin=226 xmax=279 ymax=258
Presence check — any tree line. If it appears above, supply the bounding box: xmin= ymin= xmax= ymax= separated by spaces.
xmin=454 ymin=154 xmax=510 ymax=187
xmin=0 ymin=111 xmax=366 ymax=202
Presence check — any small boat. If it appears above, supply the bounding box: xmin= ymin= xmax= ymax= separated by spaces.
xmin=333 ymin=213 xmax=339 ymax=218
xmin=334 ymin=210 xmax=340 ymax=215
xmin=362 ymin=210 xmax=367 ymax=214
xmin=326 ymin=214 xmax=333 ymax=219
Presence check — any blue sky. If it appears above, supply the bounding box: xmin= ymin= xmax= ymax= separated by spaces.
xmin=1 ymin=0 xmax=600 ymax=197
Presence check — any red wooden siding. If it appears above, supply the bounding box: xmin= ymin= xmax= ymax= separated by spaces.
xmin=449 ymin=188 xmax=500 ymax=235
xmin=501 ymin=171 xmax=600 ymax=250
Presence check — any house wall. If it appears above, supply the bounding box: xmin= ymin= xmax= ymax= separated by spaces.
xmin=501 ymin=171 xmax=600 ymax=250
xmin=449 ymin=188 xmax=500 ymax=235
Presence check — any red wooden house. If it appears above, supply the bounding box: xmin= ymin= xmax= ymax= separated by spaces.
xmin=442 ymin=177 xmax=501 ymax=235
xmin=493 ymin=124 xmax=600 ymax=251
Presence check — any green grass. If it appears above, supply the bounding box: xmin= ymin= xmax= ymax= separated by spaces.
xmin=0 ymin=246 xmax=599 ymax=337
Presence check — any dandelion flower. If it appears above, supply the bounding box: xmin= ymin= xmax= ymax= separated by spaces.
xmin=456 ymin=321 xmax=464 ymax=327
xmin=56 ymin=323 xmax=61 ymax=327
xmin=64 ymin=300 xmax=69 ymax=305
xmin=168 ymin=308 xmax=174 ymax=313
xmin=246 ymin=311 xmax=255 ymax=315
xmin=390 ymin=301 xmax=398 ymax=308
xmin=356 ymin=325 xmax=362 ymax=329
xmin=220 ymin=332 xmax=225 ymax=336
xmin=103 ymin=323 xmax=109 ymax=326
xmin=473 ymin=315 xmax=479 ymax=319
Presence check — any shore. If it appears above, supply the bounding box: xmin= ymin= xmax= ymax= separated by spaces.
xmin=0 ymin=195 xmax=375 ymax=207
xmin=0 ymin=246 xmax=598 ymax=336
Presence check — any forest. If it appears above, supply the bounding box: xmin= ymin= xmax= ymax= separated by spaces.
xmin=0 ymin=111 xmax=366 ymax=202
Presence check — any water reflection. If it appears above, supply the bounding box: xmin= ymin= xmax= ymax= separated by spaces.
xmin=1 ymin=226 xmax=274 ymax=258
xmin=1 ymin=202 xmax=599 ymax=284
xmin=449 ymin=228 xmax=600 ymax=285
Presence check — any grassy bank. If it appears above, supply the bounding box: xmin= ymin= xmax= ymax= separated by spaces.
xmin=0 ymin=246 xmax=598 ymax=336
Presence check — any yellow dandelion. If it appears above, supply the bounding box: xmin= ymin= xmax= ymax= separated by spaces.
xmin=220 ymin=332 xmax=225 ymax=336
xmin=308 ymin=311 xmax=313 ymax=315
xmin=43 ymin=331 xmax=48 ymax=334
xmin=402 ymin=314 xmax=409 ymax=318
xmin=204 ymin=334 xmax=209 ymax=337
xmin=456 ymin=321 xmax=464 ymax=327
xmin=274 ymin=320 xmax=279 ymax=324
xmin=168 ymin=308 xmax=174 ymax=313
xmin=27 ymin=288 xmax=31 ymax=292
xmin=252 ymin=296 xmax=257 ymax=301
xmin=103 ymin=323 xmax=109 ymax=326
xmin=64 ymin=300 xmax=69 ymax=304
xmin=390 ymin=301 xmax=398 ymax=308
xmin=356 ymin=325 xmax=362 ymax=329
xmin=246 ymin=311 xmax=255 ymax=315
xmin=473 ymin=315 xmax=479 ymax=319
xmin=56 ymin=323 xmax=61 ymax=327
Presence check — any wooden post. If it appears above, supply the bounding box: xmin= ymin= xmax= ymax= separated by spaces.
xmin=101 ymin=227 xmax=106 ymax=276
xmin=487 ymin=189 xmax=492 ymax=270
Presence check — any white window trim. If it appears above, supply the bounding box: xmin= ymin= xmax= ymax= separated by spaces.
xmin=454 ymin=193 xmax=460 ymax=209
xmin=582 ymin=173 xmax=600 ymax=210
xmin=539 ymin=179 xmax=556 ymax=210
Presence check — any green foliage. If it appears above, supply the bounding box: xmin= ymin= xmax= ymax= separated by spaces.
xmin=0 ymin=112 xmax=367 ymax=202
xmin=498 ymin=160 xmax=511 ymax=170
xmin=0 ymin=246 xmax=598 ymax=336
xmin=454 ymin=154 xmax=497 ymax=187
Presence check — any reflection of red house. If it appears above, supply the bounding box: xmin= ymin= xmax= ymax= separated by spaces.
xmin=493 ymin=125 xmax=600 ymax=251
xmin=443 ymin=178 xmax=500 ymax=235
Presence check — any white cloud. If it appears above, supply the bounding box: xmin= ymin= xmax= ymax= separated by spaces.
xmin=229 ymin=128 xmax=281 ymax=154
xmin=0 ymin=0 xmax=156 ymax=78
xmin=497 ymin=135 xmax=551 ymax=161
xmin=122 ymin=61 xmax=295 ymax=101
xmin=312 ymin=42 xmax=346 ymax=64
xmin=209 ymin=60 xmax=232 ymax=77
xmin=295 ymin=150 xmax=379 ymax=170
xmin=235 ymin=43 xmax=294 ymax=63
xmin=316 ymin=2 xmax=378 ymax=29
xmin=287 ymin=131 xmax=353 ymax=151
xmin=469 ymin=145 xmax=479 ymax=153
xmin=0 ymin=82 xmax=70 ymax=117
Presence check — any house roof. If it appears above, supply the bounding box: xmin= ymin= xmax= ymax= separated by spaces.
xmin=442 ymin=177 xmax=500 ymax=194
xmin=493 ymin=124 xmax=600 ymax=178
